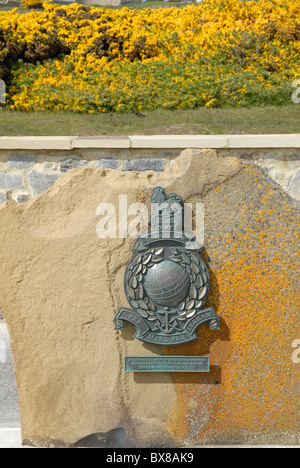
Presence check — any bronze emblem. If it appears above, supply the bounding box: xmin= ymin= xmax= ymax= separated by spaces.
xmin=114 ymin=187 xmax=220 ymax=346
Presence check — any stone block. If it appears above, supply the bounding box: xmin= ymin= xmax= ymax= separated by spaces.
xmin=0 ymin=172 xmax=23 ymax=189
xmin=44 ymin=162 xmax=58 ymax=171
xmin=96 ymin=158 xmax=118 ymax=169
xmin=0 ymin=192 xmax=7 ymax=204
xmin=28 ymin=171 xmax=60 ymax=196
xmin=123 ymin=158 xmax=165 ymax=172
xmin=60 ymin=158 xmax=89 ymax=173
xmin=7 ymin=154 xmax=37 ymax=170
xmin=16 ymin=193 xmax=31 ymax=203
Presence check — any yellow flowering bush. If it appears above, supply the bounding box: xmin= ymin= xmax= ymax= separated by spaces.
xmin=0 ymin=0 xmax=299 ymax=113
xmin=21 ymin=0 xmax=43 ymax=9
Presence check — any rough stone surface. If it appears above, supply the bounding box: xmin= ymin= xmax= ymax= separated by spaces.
xmin=7 ymin=155 xmax=37 ymax=170
xmin=28 ymin=171 xmax=60 ymax=196
xmin=60 ymin=158 xmax=88 ymax=173
xmin=0 ymin=172 xmax=23 ymax=189
xmin=96 ymin=158 xmax=118 ymax=169
xmin=287 ymin=169 xmax=300 ymax=195
xmin=44 ymin=162 xmax=58 ymax=171
xmin=123 ymin=158 xmax=165 ymax=172
xmin=254 ymin=152 xmax=300 ymax=202
xmin=0 ymin=192 xmax=7 ymax=204
xmin=0 ymin=149 xmax=299 ymax=448
xmin=16 ymin=193 xmax=30 ymax=204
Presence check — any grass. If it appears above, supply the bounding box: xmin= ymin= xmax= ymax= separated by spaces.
xmin=0 ymin=4 xmax=27 ymax=13
xmin=0 ymin=105 xmax=299 ymax=136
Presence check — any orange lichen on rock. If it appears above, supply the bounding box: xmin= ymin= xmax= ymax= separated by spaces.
xmin=165 ymin=163 xmax=299 ymax=445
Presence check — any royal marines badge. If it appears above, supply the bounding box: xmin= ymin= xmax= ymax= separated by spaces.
xmin=114 ymin=187 xmax=220 ymax=346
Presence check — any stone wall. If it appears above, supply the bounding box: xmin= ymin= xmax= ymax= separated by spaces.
xmin=0 ymin=142 xmax=299 ymax=205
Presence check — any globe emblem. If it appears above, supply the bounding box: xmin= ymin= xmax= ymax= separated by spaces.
xmin=143 ymin=260 xmax=190 ymax=308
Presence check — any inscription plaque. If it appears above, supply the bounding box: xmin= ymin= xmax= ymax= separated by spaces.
xmin=125 ymin=356 xmax=210 ymax=373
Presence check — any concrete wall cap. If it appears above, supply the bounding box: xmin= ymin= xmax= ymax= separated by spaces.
xmin=73 ymin=136 xmax=130 ymax=149
xmin=226 ymin=134 xmax=300 ymax=148
xmin=0 ymin=135 xmax=299 ymax=150
xmin=0 ymin=137 xmax=74 ymax=150
xmin=129 ymin=135 xmax=228 ymax=148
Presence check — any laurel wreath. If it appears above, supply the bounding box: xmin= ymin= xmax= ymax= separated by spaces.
xmin=125 ymin=248 xmax=164 ymax=321
xmin=169 ymin=247 xmax=209 ymax=320
xmin=125 ymin=246 xmax=210 ymax=323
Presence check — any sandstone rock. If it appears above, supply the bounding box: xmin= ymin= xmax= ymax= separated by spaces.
xmin=0 ymin=149 xmax=299 ymax=447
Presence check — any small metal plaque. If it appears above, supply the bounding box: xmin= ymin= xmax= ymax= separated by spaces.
xmin=125 ymin=356 xmax=210 ymax=373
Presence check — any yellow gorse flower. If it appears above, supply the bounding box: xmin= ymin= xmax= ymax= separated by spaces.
xmin=0 ymin=0 xmax=299 ymax=112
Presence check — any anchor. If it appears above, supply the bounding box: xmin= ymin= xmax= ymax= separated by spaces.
xmin=156 ymin=308 xmax=180 ymax=334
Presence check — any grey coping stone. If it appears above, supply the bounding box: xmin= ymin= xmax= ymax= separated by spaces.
xmin=96 ymin=158 xmax=118 ymax=169
xmin=123 ymin=158 xmax=165 ymax=172
xmin=0 ymin=323 xmax=21 ymax=429
xmin=0 ymin=192 xmax=7 ymax=204
xmin=6 ymin=154 xmax=37 ymax=170
xmin=28 ymin=171 xmax=60 ymax=196
xmin=60 ymin=158 xmax=89 ymax=173
xmin=0 ymin=172 xmax=23 ymax=189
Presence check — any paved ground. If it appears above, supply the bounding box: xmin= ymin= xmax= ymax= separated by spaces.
xmin=0 ymin=322 xmax=21 ymax=428
xmin=0 ymin=428 xmax=24 ymax=448
xmin=0 ymin=429 xmax=297 ymax=449
xmin=0 ymin=322 xmax=23 ymax=448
